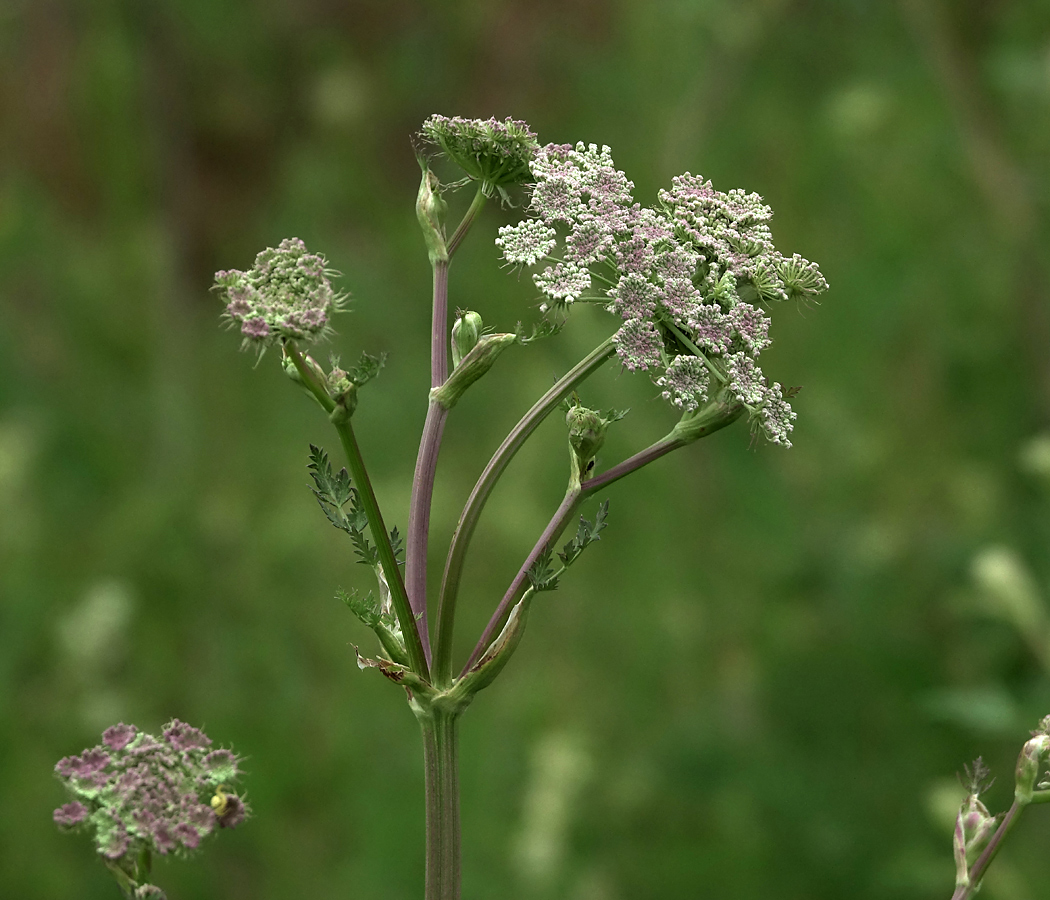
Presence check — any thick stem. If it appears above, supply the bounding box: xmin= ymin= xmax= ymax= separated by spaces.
xmin=431 ymin=260 xmax=450 ymax=388
xmin=951 ymin=800 xmax=1025 ymax=900
xmin=405 ymin=257 xmax=451 ymax=664
xmin=405 ymin=186 xmax=487 ymax=669
xmin=420 ymin=707 xmax=461 ymax=900
xmin=432 ymin=338 xmax=616 ymax=686
xmin=407 ymin=403 xmax=447 ymax=666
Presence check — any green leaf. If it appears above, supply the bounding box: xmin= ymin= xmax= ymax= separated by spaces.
xmin=338 ymin=587 xmax=380 ymax=628
xmin=389 ymin=526 xmax=404 ymax=567
xmin=516 ymin=318 xmax=562 ymax=345
xmin=558 ymin=500 xmax=609 ymax=567
xmin=348 ymin=351 xmax=387 ymax=387
xmin=527 ymin=547 xmax=559 ymax=592
xmin=308 ymin=445 xmax=382 ymax=568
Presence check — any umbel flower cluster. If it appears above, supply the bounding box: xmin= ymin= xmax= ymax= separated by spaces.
xmin=53 ymin=721 xmax=246 ymax=883
xmin=214 ymin=237 xmax=344 ymax=349
xmin=419 ymin=115 xmax=539 ymax=202
xmin=496 ymin=143 xmax=829 ymax=446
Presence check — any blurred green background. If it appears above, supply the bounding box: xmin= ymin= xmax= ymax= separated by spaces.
xmin=3 ymin=1 xmax=1050 ymax=898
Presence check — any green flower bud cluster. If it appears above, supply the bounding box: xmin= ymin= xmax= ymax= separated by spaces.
xmin=451 ymin=310 xmax=484 ymax=368
xmin=953 ymin=783 xmax=998 ymax=888
xmin=416 ymin=166 xmax=449 ymax=263
xmin=215 ymin=238 xmax=345 ymax=350
xmin=565 ymin=400 xmax=627 ymax=487
xmin=1015 ymin=732 xmax=1050 ymax=802
xmin=420 ymin=115 xmax=539 ymax=202
xmin=282 ymin=348 xmax=385 ymax=419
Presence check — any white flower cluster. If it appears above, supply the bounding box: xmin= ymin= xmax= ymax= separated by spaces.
xmin=496 ymin=144 xmax=828 ymax=447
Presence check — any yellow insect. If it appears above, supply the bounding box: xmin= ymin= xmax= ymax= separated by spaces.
xmin=210 ymin=786 xmax=230 ymax=817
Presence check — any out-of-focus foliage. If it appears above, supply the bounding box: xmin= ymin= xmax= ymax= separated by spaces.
xmin=2 ymin=1 xmax=1049 ymax=898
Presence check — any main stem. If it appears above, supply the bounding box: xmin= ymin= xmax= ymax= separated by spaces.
xmin=420 ymin=706 xmax=461 ymax=900
xmin=406 ymin=188 xmax=488 ymax=672
xmin=406 ymin=259 xmax=451 ymax=664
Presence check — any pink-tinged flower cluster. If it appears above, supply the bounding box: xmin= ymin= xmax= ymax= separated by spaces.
xmin=53 ymin=720 xmax=247 ymax=863
xmin=214 ymin=238 xmax=344 ymax=350
xmin=496 ymin=142 xmax=828 ymax=447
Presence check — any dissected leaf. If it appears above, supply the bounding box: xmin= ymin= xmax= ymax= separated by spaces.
xmin=558 ymin=500 xmax=609 ymax=567
xmin=348 ymin=351 xmax=387 ymax=387
xmin=527 ymin=547 xmax=559 ymax=592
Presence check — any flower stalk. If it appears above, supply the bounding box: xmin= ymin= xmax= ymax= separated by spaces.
xmin=432 ymin=337 xmax=616 ymax=687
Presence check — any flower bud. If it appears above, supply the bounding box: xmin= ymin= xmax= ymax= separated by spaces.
xmin=430 ymin=333 xmax=517 ymax=409
xmin=325 ymin=365 xmax=358 ymax=416
xmin=567 ymin=405 xmax=607 ymax=468
xmin=954 ymin=792 xmax=998 ymax=887
xmin=416 ymin=166 xmax=448 ymax=264
xmin=1015 ymin=734 xmax=1050 ymax=802
xmin=451 ymin=311 xmax=483 ymax=368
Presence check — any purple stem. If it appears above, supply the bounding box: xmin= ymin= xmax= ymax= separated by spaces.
xmin=432 ymin=339 xmax=616 ymax=686
xmin=460 ymin=436 xmax=684 ymax=676
xmin=460 ymin=398 xmax=745 ymax=676
xmin=406 ymin=259 xmax=451 ymax=664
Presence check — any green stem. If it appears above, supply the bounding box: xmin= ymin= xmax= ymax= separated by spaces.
xmin=432 ymin=337 xmax=616 ymax=686
xmin=285 ymin=341 xmax=430 ymax=680
xmin=461 ymin=396 xmax=745 ymax=675
xmin=334 ymin=418 xmax=430 ymax=680
xmin=447 ymin=188 xmax=487 ymax=258
xmin=420 ymin=706 xmax=461 ymax=900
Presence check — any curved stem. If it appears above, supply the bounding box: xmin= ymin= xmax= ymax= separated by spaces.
xmin=334 ymin=418 xmax=430 ymax=680
xmin=460 ymin=489 xmax=584 ymax=676
xmin=460 ymin=397 xmax=746 ymax=675
xmin=432 ymin=337 xmax=616 ymax=686
xmin=448 ymin=188 xmax=487 ymax=258
xmin=952 ymin=801 xmax=1025 ymax=900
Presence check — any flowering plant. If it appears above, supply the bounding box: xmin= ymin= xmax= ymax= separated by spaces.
xmin=214 ymin=115 xmax=825 ymax=900
xmin=208 ymin=114 xmax=828 ymax=899
xmin=54 ymin=110 xmax=1050 ymax=900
